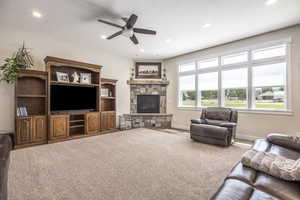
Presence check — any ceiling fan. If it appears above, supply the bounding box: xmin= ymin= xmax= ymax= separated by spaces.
xmin=98 ymin=14 xmax=156 ymax=45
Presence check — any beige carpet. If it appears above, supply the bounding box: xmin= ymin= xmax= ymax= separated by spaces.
xmin=8 ymin=128 xmax=248 ymax=200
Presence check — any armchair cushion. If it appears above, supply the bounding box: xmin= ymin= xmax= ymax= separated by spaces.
xmin=219 ymin=122 xmax=237 ymax=128
xmin=191 ymin=119 xmax=206 ymax=124
xmin=205 ymin=107 xmax=232 ymax=121
xmin=267 ymin=133 xmax=300 ymax=152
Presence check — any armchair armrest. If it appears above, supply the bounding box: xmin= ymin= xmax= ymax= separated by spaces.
xmin=219 ymin=122 xmax=237 ymax=128
xmin=267 ymin=133 xmax=300 ymax=152
xmin=191 ymin=119 xmax=206 ymax=124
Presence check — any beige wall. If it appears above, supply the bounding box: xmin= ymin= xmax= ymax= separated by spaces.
xmin=0 ymin=30 xmax=133 ymax=132
xmin=164 ymin=25 xmax=300 ymax=139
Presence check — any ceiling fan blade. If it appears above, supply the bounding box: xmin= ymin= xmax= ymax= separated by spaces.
xmin=126 ymin=14 xmax=138 ymax=29
xmin=130 ymin=34 xmax=139 ymax=45
xmin=106 ymin=30 xmax=123 ymax=40
xmin=98 ymin=19 xmax=123 ymax=29
xmin=133 ymin=28 xmax=156 ymax=35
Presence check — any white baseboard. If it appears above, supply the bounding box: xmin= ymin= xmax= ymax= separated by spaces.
xmin=236 ymin=135 xmax=261 ymax=142
xmin=172 ymin=124 xmax=189 ymax=130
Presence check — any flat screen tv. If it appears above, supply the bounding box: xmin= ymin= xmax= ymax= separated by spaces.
xmin=51 ymin=85 xmax=97 ymax=112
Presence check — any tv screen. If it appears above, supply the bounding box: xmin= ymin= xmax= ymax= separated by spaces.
xmin=51 ymin=85 xmax=97 ymax=112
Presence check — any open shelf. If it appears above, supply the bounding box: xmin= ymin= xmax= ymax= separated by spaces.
xmin=70 ymin=120 xmax=84 ymax=123
xmin=69 ymin=114 xmax=85 ymax=136
xmin=17 ymin=95 xmax=47 ymax=98
xmin=70 ymin=125 xmax=84 ymax=128
xmin=101 ymin=96 xmax=115 ymax=99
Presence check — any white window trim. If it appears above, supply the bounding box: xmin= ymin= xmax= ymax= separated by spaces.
xmin=177 ymin=39 xmax=292 ymax=114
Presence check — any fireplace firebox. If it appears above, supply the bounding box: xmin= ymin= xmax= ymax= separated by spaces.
xmin=137 ymin=95 xmax=160 ymax=113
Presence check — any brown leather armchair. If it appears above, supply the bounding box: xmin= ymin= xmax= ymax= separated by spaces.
xmin=190 ymin=107 xmax=238 ymax=147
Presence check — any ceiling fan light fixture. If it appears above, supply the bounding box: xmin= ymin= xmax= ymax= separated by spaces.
xmin=165 ymin=38 xmax=172 ymax=43
xmin=101 ymin=35 xmax=107 ymax=39
xmin=32 ymin=11 xmax=42 ymax=18
xmin=202 ymin=23 xmax=212 ymax=28
xmin=265 ymin=0 xmax=278 ymax=5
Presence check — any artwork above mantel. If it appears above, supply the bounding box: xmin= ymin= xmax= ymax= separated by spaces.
xmin=127 ymin=80 xmax=169 ymax=85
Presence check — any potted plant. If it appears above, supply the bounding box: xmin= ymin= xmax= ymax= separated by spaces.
xmin=0 ymin=43 xmax=34 ymax=84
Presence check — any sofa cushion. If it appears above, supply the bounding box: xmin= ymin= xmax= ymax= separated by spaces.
xmin=211 ymin=179 xmax=279 ymax=200
xmin=211 ymin=179 xmax=253 ymax=200
xmin=254 ymin=173 xmax=300 ymax=200
xmin=205 ymin=107 xmax=232 ymax=121
xmin=227 ymin=163 xmax=257 ymax=185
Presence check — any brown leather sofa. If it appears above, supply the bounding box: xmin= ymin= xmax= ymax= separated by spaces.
xmin=0 ymin=134 xmax=12 ymax=200
xmin=190 ymin=107 xmax=238 ymax=147
xmin=211 ymin=134 xmax=300 ymax=200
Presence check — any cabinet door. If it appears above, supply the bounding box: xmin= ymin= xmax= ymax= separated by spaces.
xmin=49 ymin=115 xmax=69 ymax=140
xmin=108 ymin=112 xmax=116 ymax=129
xmin=85 ymin=112 xmax=100 ymax=135
xmin=101 ymin=112 xmax=108 ymax=131
xmin=32 ymin=116 xmax=47 ymax=142
xmin=16 ymin=117 xmax=33 ymax=145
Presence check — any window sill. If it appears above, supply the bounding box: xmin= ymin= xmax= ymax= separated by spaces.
xmin=176 ymin=106 xmax=293 ymax=116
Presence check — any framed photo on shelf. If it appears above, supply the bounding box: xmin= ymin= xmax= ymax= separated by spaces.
xmin=17 ymin=107 xmax=28 ymax=117
xmin=80 ymin=73 xmax=91 ymax=84
xmin=56 ymin=72 xmax=69 ymax=82
xmin=135 ymin=62 xmax=162 ymax=79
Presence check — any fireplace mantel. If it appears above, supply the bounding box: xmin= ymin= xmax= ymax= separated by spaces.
xmin=127 ymin=80 xmax=169 ymax=85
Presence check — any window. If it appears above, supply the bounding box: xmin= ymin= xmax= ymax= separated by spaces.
xmin=178 ymin=42 xmax=290 ymax=111
xmin=222 ymin=68 xmax=248 ymax=108
xmin=197 ymin=58 xmax=218 ymax=69
xmin=253 ymin=63 xmax=286 ymax=110
xmin=221 ymin=52 xmax=248 ymax=65
xmin=178 ymin=75 xmax=196 ymax=107
xmin=198 ymin=72 xmax=218 ymax=107
xmin=252 ymin=45 xmax=286 ymax=60
xmin=179 ymin=62 xmax=195 ymax=72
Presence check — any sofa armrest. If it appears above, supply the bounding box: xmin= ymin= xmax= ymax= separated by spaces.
xmin=220 ymin=122 xmax=237 ymax=128
xmin=191 ymin=119 xmax=206 ymax=124
xmin=267 ymin=133 xmax=300 ymax=152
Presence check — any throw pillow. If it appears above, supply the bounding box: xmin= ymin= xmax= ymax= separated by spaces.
xmin=241 ymin=149 xmax=300 ymax=181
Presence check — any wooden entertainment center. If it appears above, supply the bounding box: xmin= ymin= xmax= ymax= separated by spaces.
xmin=15 ymin=57 xmax=118 ymax=148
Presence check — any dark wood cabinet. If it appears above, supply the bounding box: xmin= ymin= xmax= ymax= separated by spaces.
xmin=101 ymin=112 xmax=116 ymax=131
xmin=49 ymin=115 xmax=69 ymax=140
xmin=16 ymin=117 xmax=33 ymax=145
xmin=85 ymin=112 xmax=100 ymax=134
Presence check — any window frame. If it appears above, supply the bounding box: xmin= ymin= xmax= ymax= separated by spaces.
xmin=177 ymin=39 xmax=292 ymax=114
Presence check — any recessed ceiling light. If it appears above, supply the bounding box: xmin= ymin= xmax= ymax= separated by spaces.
xmin=101 ymin=35 xmax=107 ymax=39
xmin=140 ymin=48 xmax=145 ymax=52
xmin=265 ymin=0 xmax=278 ymax=5
xmin=32 ymin=11 xmax=42 ymax=18
xmin=165 ymin=38 xmax=172 ymax=43
xmin=202 ymin=23 xmax=212 ymax=28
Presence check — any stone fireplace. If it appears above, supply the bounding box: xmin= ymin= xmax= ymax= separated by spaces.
xmin=119 ymin=80 xmax=173 ymax=130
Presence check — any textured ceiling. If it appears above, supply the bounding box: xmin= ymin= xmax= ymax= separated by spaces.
xmin=0 ymin=0 xmax=300 ymax=59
